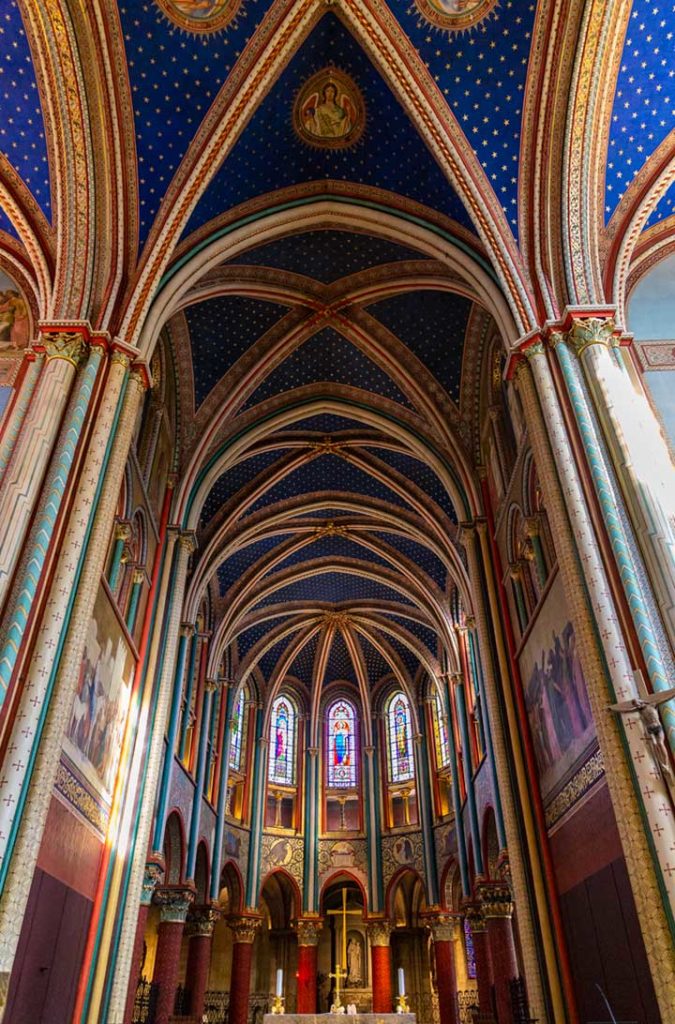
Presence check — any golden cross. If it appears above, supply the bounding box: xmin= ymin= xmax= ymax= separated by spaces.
xmin=326 ymin=888 xmax=362 ymax=1004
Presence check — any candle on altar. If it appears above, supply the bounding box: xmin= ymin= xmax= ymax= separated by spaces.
xmin=276 ymin=968 xmax=283 ymax=997
xmin=397 ymin=968 xmax=405 ymax=997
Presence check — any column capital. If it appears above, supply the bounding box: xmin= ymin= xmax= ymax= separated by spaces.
xmin=178 ymin=529 xmax=198 ymax=553
xmin=228 ymin=914 xmax=263 ymax=944
xmin=567 ymin=315 xmax=616 ymax=357
xmin=132 ymin=566 xmax=146 ymax=585
xmin=463 ymin=902 xmax=487 ymax=934
xmin=114 ymin=519 xmax=133 ymax=543
xmin=141 ymin=858 xmax=165 ymax=906
xmin=186 ymin=903 xmax=220 ymax=938
xmin=366 ymin=919 xmax=393 ymax=946
xmin=180 ymin=621 xmax=196 ymax=639
xmin=476 ymin=880 xmax=514 ymax=919
xmin=424 ymin=911 xmax=462 ymax=943
xmin=295 ymin=917 xmax=323 ymax=946
xmin=153 ymin=884 xmax=196 ymax=923
xmin=38 ymin=322 xmax=90 ymax=366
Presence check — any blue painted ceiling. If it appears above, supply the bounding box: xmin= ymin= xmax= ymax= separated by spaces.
xmin=183 ymin=14 xmax=474 ymax=239
xmin=0 ymin=0 xmax=51 ymax=220
xmin=646 ymin=179 xmax=675 ymax=228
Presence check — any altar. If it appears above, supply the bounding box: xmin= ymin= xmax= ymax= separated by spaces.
xmin=264 ymin=1015 xmax=416 ymax=1024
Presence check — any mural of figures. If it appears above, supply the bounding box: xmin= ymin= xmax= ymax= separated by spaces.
xmin=155 ymin=0 xmax=240 ymax=33
xmin=0 ymin=271 xmax=30 ymax=351
xmin=519 ymin=573 xmax=595 ymax=800
xmin=294 ymin=69 xmax=365 ymax=150
xmin=63 ymin=585 xmax=135 ymax=803
xmin=414 ymin=0 xmax=498 ymax=32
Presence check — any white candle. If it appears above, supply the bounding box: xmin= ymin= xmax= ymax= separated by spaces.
xmin=276 ymin=968 xmax=283 ymax=997
xmin=397 ymin=968 xmax=405 ymax=997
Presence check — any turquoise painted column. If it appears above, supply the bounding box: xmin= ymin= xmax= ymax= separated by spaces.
xmin=0 ymin=350 xmax=44 ymax=485
xmin=186 ymin=681 xmax=217 ymax=880
xmin=363 ymin=732 xmax=384 ymax=914
xmin=126 ymin=567 xmax=145 ymax=633
xmin=413 ymin=712 xmax=439 ymax=905
xmin=439 ymin=680 xmax=470 ymax=896
xmin=449 ymin=674 xmax=484 ymax=878
xmin=108 ymin=520 xmax=131 ymax=593
xmin=467 ymin=626 xmax=506 ymax=850
xmin=245 ymin=707 xmax=268 ymax=909
xmin=210 ymin=681 xmax=236 ymax=903
xmin=178 ymin=632 xmax=200 ymax=761
xmin=302 ymin=741 xmax=320 ymax=913
xmin=0 ymin=340 xmax=105 ymax=707
xmin=553 ymin=329 xmax=675 ymax=752
xmin=152 ymin=622 xmax=195 ymax=852
xmin=525 ymin=517 xmax=548 ymax=591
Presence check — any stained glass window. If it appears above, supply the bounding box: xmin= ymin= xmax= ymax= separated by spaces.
xmin=386 ymin=692 xmax=414 ymax=783
xmin=269 ymin=695 xmax=297 ymax=786
xmin=229 ymin=687 xmax=245 ymax=772
xmin=433 ymin=688 xmax=450 ymax=769
xmin=327 ymin=699 xmax=357 ymax=788
xmin=464 ymin=917 xmax=477 ymax=979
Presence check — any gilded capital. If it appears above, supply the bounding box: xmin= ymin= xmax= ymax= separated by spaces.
xmin=186 ymin=904 xmax=220 ymax=938
xmin=521 ymin=339 xmax=545 ymax=361
xmin=141 ymin=859 xmax=164 ymax=905
xmin=476 ymin=880 xmax=513 ymax=919
xmin=179 ymin=530 xmax=197 ymax=554
xmin=42 ymin=329 xmax=88 ymax=366
xmin=114 ymin=520 xmax=132 ymax=543
xmin=366 ymin=920 xmax=393 ymax=946
xmin=295 ymin=918 xmax=323 ymax=946
xmin=426 ymin=912 xmax=461 ymax=943
xmin=228 ymin=915 xmax=262 ymax=944
xmin=153 ymin=884 xmax=195 ymax=923
xmin=568 ymin=317 xmax=616 ymax=357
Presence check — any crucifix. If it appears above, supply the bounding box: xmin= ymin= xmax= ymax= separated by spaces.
xmin=608 ymin=681 xmax=675 ymax=802
xmin=327 ymin=888 xmax=362 ymax=1009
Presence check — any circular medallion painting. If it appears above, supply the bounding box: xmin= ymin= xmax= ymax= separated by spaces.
xmin=155 ymin=0 xmax=240 ymax=33
xmin=414 ymin=0 xmax=498 ymax=32
xmin=294 ymin=69 xmax=365 ymax=150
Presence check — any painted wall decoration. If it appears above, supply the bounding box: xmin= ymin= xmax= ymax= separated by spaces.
xmin=260 ymin=832 xmax=304 ymax=888
xmin=519 ymin=572 xmax=596 ymax=802
xmin=381 ymin=830 xmax=425 ymax=885
xmin=294 ymin=68 xmax=365 ymax=150
xmin=62 ymin=584 xmax=135 ymax=812
xmin=414 ymin=0 xmax=498 ymax=32
xmin=0 ymin=270 xmax=29 ymax=351
xmin=155 ymin=0 xmax=241 ymax=33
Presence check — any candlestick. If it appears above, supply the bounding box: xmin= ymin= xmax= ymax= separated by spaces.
xmin=276 ymin=968 xmax=283 ymax=997
xmin=397 ymin=968 xmax=405 ymax=997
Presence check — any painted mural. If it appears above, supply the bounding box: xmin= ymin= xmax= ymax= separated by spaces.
xmin=414 ymin=0 xmax=498 ymax=32
xmin=155 ymin=0 xmax=240 ymax=32
xmin=63 ymin=584 xmax=135 ymax=806
xmin=294 ymin=69 xmax=365 ymax=150
xmin=519 ymin=572 xmax=595 ymax=801
xmin=0 ymin=270 xmax=29 ymax=352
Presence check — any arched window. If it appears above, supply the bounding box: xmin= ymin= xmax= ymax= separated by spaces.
xmin=386 ymin=692 xmax=414 ymax=783
xmin=432 ymin=688 xmax=450 ymax=769
xmin=229 ymin=687 xmax=246 ymax=772
xmin=269 ymin=695 xmax=297 ymax=786
xmin=327 ymin=698 xmax=358 ymax=788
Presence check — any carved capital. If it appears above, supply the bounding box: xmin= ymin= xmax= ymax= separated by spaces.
xmin=153 ymin=884 xmax=195 ymax=923
xmin=114 ymin=519 xmax=132 ymax=543
xmin=366 ymin=920 xmax=393 ymax=946
xmin=476 ymin=881 xmax=513 ymax=919
xmin=180 ymin=621 xmax=195 ymax=639
xmin=132 ymin=567 xmax=146 ymax=585
xmin=179 ymin=529 xmax=197 ymax=554
xmin=228 ymin=915 xmax=263 ymax=944
xmin=568 ymin=317 xmax=616 ymax=357
xmin=111 ymin=350 xmax=132 ymax=369
xmin=295 ymin=918 xmax=323 ymax=946
xmin=42 ymin=329 xmax=88 ymax=366
xmin=141 ymin=859 xmax=164 ymax=905
xmin=464 ymin=903 xmax=487 ymax=934
xmin=186 ymin=904 xmax=220 ymax=938
xmin=521 ymin=339 xmax=545 ymax=361
xmin=425 ymin=912 xmax=461 ymax=943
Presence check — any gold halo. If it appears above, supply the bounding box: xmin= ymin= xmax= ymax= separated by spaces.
xmin=414 ymin=0 xmax=498 ymax=32
xmin=293 ymin=68 xmax=366 ymax=151
xmin=155 ymin=0 xmax=241 ymax=34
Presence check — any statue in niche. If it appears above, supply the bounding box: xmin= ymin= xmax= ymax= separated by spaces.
xmin=346 ymin=935 xmax=363 ymax=986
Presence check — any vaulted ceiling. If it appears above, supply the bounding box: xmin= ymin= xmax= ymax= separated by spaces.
xmin=1 ymin=0 xmax=674 ymax=706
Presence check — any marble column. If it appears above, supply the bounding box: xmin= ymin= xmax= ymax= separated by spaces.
xmin=427 ymin=914 xmax=460 ymax=1024
xmin=228 ymin=916 xmax=262 ymax=1024
xmin=515 ymin=343 xmax=675 ymax=1017
xmin=295 ymin=918 xmax=323 ymax=1013
xmin=185 ymin=904 xmax=219 ymax=1019
xmin=125 ymin=567 xmax=145 ymax=632
xmin=367 ymin=921 xmax=393 ymax=1013
xmin=0 ymin=354 xmax=142 ymax=989
xmin=123 ymin=859 xmax=164 ymax=1024
xmin=108 ymin=519 xmax=132 ymax=593
xmin=0 ymin=349 xmax=43 ymax=484
xmin=465 ymin=904 xmax=492 ymax=1016
xmin=152 ymin=885 xmax=195 ymax=1024
xmin=477 ymin=882 xmax=517 ymax=1024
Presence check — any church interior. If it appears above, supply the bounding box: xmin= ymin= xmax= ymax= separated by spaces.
xmin=0 ymin=1 xmax=673 ymax=1023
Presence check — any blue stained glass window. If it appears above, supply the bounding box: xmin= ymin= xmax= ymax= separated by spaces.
xmin=464 ymin=917 xmax=476 ymax=979
xmin=386 ymin=692 xmax=414 ymax=783
xmin=229 ymin=688 xmax=246 ymax=772
xmin=327 ymin=699 xmax=357 ymax=788
xmin=433 ymin=688 xmax=450 ymax=769
xmin=269 ymin=695 xmax=297 ymax=785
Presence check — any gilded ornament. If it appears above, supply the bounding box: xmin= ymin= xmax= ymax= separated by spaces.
xmin=42 ymin=330 xmax=88 ymax=366
xmin=294 ymin=69 xmax=365 ymax=151
xmin=568 ymin=317 xmax=616 ymax=357
xmin=295 ymin=918 xmax=323 ymax=946
xmin=414 ymin=0 xmax=498 ymax=33
xmin=155 ymin=0 xmax=241 ymax=34
xmin=366 ymin=920 xmax=393 ymax=946
xmin=228 ymin=914 xmax=262 ymax=943
xmin=153 ymin=884 xmax=196 ymax=923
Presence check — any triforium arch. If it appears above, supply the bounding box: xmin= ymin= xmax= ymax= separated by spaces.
xmin=0 ymin=3 xmax=674 ymax=1024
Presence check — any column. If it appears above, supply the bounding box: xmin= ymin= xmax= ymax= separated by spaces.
xmin=465 ymin=904 xmax=492 ymax=1017
xmin=477 ymin=882 xmax=518 ymax=1024
xmin=302 ymin=745 xmax=320 ymax=914
xmin=108 ymin=519 xmax=132 ymax=592
xmin=427 ymin=914 xmax=460 ymax=1024
xmin=363 ymin=739 xmax=384 ymax=914
xmin=367 ymin=921 xmax=393 ymax=1013
xmin=412 ymin=727 xmax=439 ymax=904
xmin=125 ymin=567 xmax=145 ymax=633
xmin=123 ymin=859 xmax=164 ymax=1024
xmin=152 ymin=885 xmax=195 ymax=1024
xmin=185 ymin=905 xmax=219 ymax=1019
xmin=0 ymin=349 xmax=43 ymax=484
xmin=227 ymin=916 xmax=262 ymax=1024
xmin=449 ymin=658 xmax=483 ymax=878
xmin=295 ymin=919 xmax=323 ymax=1013
xmin=0 ymin=325 xmax=89 ymax=610
xmin=186 ymin=679 xmax=217 ymax=879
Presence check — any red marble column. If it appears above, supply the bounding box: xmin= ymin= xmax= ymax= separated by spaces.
xmin=152 ymin=885 xmax=195 ymax=1024
xmin=296 ymin=919 xmax=323 ymax=1013
xmin=428 ymin=915 xmax=460 ymax=1024
xmin=228 ymin=916 xmax=262 ymax=1024
xmin=367 ymin=921 xmax=393 ymax=1013
xmin=478 ymin=883 xmax=518 ymax=1024
xmin=186 ymin=905 xmax=219 ymax=1019
xmin=466 ymin=906 xmax=493 ymax=1016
